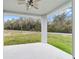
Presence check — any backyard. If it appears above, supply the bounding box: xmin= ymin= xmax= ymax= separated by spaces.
xmin=4 ymin=30 xmax=72 ymax=54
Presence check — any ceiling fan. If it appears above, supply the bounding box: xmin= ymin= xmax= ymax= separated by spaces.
xmin=17 ymin=0 xmax=41 ymax=10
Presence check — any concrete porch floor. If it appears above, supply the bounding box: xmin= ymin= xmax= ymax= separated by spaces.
xmin=3 ymin=43 xmax=73 ymax=59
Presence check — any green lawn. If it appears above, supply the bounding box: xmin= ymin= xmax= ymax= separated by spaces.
xmin=4 ymin=30 xmax=72 ymax=54
xmin=48 ymin=34 xmax=72 ymax=54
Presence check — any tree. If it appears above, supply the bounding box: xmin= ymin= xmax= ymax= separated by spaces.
xmin=34 ymin=20 xmax=41 ymax=31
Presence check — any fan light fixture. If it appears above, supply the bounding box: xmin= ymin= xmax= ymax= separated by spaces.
xmin=17 ymin=0 xmax=40 ymax=10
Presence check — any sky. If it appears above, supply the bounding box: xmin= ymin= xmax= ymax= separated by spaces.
xmin=4 ymin=8 xmax=72 ymax=22
xmin=66 ymin=8 xmax=72 ymax=17
xmin=3 ymin=16 xmax=20 ymax=22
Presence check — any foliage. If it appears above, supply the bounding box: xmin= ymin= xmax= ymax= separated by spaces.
xmin=48 ymin=13 xmax=72 ymax=33
xmin=4 ymin=13 xmax=72 ymax=33
xmin=4 ymin=17 xmax=41 ymax=31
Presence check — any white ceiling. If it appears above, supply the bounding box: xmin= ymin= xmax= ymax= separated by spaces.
xmin=3 ymin=0 xmax=71 ymax=16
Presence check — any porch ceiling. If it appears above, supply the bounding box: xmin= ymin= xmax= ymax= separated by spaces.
xmin=3 ymin=0 xmax=71 ymax=16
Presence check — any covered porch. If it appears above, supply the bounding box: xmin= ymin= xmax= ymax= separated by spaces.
xmin=3 ymin=0 xmax=73 ymax=59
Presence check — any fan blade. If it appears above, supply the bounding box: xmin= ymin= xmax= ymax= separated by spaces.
xmin=32 ymin=5 xmax=38 ymax=9
xmin=33 ymin=0 xmax=41 ymax=2
xmin=17 ymin=0 xmax=26 ymax=4
xmin=32 ymin=0 xmax=39 ymax=8
xmin=25 ymin=0 xmax=30 ymax=3
xmin=33 ymin=1 xmax=38 ymax=6
xmin=17 ymin=0 xmax=25 ymax=1
xmin=18 ymin=2 xmax=25 ymax=4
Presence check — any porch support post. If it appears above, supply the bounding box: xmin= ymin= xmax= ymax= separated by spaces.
xmin=41 ymin=15 xmax=47 ymax=43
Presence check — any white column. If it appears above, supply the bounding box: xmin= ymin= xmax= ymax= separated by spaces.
xmin=41 ymin=16 xmax=47 ymax=43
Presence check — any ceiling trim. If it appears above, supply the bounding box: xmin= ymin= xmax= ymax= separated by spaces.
xmin=3 ymin=10 xmax=42 ymax=16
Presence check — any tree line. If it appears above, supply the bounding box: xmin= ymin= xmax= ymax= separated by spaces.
xmin=4 ymin=13 xmax=72 ymax=33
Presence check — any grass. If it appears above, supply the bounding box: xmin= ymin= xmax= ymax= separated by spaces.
xmin=4 ymin=30 xmax=72 ymax=54
xmin=48 ymin=34 xmax=72 ymax=54
xmin=4 ymin=32 xmax=41 ymax=45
